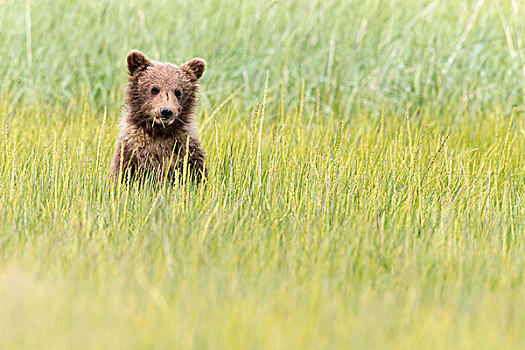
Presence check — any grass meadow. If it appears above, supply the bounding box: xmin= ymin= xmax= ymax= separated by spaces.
xmin=2 ymin=0 xmax=525 ymax=348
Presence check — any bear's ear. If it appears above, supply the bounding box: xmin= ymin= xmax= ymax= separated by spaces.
xmin=127 ymin=51 xmax=151 ymax=75
xmin=183 ymin=58 xmax=206 ymax=79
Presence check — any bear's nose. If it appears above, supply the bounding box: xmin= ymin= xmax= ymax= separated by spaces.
xmin=160 ymin=107 xmax=173 ymax=117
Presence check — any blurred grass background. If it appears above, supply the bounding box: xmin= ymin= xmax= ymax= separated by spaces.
xmin=2 ymin=0 xmax=525 ymax=116
xmin=2 ymin=0 xmax=525 ymax=349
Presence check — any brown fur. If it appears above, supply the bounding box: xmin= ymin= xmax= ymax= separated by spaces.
xmin=111 ymin=51 xmax=207 ymax=183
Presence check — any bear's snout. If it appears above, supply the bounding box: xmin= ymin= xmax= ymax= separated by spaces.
xmin=160 ymin=107 xmax=174 ymax=117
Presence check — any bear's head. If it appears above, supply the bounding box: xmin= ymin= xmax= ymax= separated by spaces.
xmin=125 ymin=50 xmax=205 ymax=130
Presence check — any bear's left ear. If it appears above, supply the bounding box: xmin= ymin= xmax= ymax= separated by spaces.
xmin=127 ymin=50 xmax=151 ymax=75
xmin=183 ymin=58 xmax=206 ymax=79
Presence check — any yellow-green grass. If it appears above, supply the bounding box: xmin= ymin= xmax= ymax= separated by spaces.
xmin=2 ymin=0 xmax=525 ymax=349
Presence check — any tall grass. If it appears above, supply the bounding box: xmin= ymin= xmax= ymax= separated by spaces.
xmin=1 ymin=0 xmax=525 ymax=349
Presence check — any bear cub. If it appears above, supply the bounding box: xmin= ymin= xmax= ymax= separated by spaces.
xmin=112 ymin=51 xmax=207 ymax=183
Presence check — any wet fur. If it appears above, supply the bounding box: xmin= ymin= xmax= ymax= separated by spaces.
xmin=111 ymin=51 xmax=207 ymax=183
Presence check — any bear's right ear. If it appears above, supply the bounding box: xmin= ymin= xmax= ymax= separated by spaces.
xmin=127 ymin=51 xmax=151 ymax=75
xmin=182 ymin=58 xmax=206 ymax=79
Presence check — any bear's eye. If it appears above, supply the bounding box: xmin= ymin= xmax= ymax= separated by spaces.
xmin=151 ymin=87 xmax=160 ymax=95
xmin=174 ymin=89 xmax=182 ymax=98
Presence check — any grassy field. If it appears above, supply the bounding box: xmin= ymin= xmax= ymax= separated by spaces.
xmin=2 ymin=0 xmax=525 ymax=348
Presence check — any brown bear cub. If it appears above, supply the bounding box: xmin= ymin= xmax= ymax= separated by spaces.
xmin=112 ymin=51 xmax=207 ymax=184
